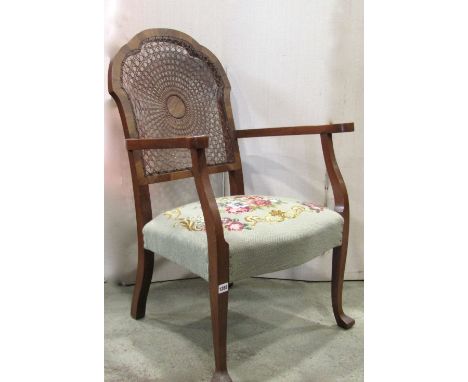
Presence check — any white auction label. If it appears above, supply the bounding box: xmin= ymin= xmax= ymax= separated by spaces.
xmin=218 ymin=283 xmax=229 ymax=294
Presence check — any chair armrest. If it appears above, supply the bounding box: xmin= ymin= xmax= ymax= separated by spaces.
xmin=126 ymin=135 xmax=225 ymax=251
xmin=126 ymin=135 xmax=209 ymax=151
xmin=235 ymin=123 xmax=353 ymax=138
xmin=236 ymin=123 xmax=353 ymax=220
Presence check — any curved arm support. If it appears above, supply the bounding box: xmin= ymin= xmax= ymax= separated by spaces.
xmin=320 ymin=133 xmax=349 ymax=221
xmin=190 ymin=148 xmax=230 ymax=284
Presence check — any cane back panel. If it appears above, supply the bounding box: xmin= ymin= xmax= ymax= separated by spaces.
xmin=109 ymin=29 xmax=237 ymax=178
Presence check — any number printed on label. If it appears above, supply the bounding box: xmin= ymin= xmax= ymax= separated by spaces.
xmin=218 ymin=283 xmax=229 ymax=294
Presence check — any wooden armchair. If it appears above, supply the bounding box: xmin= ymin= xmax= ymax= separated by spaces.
xmin=109 ymin=29 xmax=354 ymax=382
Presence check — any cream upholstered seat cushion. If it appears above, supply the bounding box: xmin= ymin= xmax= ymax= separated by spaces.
xmin=143 ymin=195 xmax=344 ymax=282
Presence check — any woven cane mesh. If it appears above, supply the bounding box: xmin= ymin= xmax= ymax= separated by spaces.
xmin=120 ymin=37 xmax=235 ymax=176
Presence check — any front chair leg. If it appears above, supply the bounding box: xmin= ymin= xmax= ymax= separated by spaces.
xmin=131 ymin=248 xmax=154 ymax=319
xmin=332 ymin=245 xmax=355 ymax=329
xmin=209 ymin=280 xmax=232 ymax=382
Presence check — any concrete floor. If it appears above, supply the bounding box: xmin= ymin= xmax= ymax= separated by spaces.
xmin=105 ymin=278 xmax=363 ymax=382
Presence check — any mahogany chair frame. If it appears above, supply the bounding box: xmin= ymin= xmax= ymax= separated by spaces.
xmin=109 ymin=29 xmax=354 ymax=382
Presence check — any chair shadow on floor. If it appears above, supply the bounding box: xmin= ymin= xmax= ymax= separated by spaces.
xmin=118 ymin=278 xmax=354 ymax=382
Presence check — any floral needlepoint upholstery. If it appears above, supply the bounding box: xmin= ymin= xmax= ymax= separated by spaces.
xmin=143 ymin=195 xmax=344 ymax=281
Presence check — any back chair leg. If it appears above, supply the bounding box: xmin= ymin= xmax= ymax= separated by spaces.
xmin=209 ymin=281 xmax=232 ymax=382
xmin=131 ymin=248 xmax=154 ymax=319
xmin=332 ymin=245 xmax=355 ymax=329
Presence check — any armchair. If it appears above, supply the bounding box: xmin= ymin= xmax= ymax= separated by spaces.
xmin=109 ymin=28 xmax=355 ymax=382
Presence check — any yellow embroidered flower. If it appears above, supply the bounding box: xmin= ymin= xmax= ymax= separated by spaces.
xmin=178 ymin=218 xmax=204 ymax=231
xmin=270 ymin=210 xmax=286 ymax=218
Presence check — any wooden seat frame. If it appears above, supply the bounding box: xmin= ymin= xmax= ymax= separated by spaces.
xmin=109 ymin=29 xmax=355 ymax=382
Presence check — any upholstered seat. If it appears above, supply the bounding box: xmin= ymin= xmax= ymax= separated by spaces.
xmin=143 ymin=195 xmax=343 ymax=281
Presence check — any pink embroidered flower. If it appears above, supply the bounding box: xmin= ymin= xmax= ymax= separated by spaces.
xmin=226 ymin=221 xmax=245 ymax=231
xmin=226 ymin=205 xmax=250 ymax=214
xmin=252 ymin=199 xmax=272 ymax=206
xmin=302 ymin=202 xmax=323 ymax=212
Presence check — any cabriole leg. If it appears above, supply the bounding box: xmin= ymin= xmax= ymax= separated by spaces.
xmin=332 ymin=245 xmax=355 ymax=329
